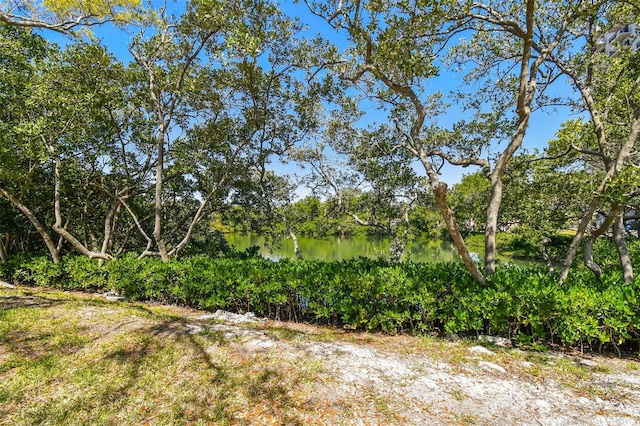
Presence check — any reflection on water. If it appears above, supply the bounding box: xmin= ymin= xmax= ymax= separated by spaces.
xmin=225 ymin=234 xmax=542 ymax=266
xmin=225 ymin=234 xmax=462 ymax=263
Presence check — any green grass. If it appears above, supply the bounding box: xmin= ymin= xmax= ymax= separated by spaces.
xmin=464 ymin=232 xmax=526 ymax=260
xmin=0 ymin=289 xmax=322 ymax=425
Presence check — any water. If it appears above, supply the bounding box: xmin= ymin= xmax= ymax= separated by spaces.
xmin=225 ymin=233 xmax=465 ymax=263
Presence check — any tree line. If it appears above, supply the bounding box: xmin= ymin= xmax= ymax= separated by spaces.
xmin=1 ymin=0 xmax=639 ymax=285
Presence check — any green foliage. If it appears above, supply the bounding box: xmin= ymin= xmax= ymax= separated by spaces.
xmin=14 ymin=256 xmax=66 ymax=288
xmin=7 ymin=254 xmax=640 ymax=354
xmin=234 ymin=194 xmax=399 ymax=238
xmin=1 ymin=0 xmax=144 ymax=32
xmin=449 ymin=173 xmax=490 ymax=234
xmin=182 ymin=230 xmax=232 ymax=257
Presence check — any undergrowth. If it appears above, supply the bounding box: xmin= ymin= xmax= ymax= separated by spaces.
xmin=2 ymin=254 xmax=639 ymax=355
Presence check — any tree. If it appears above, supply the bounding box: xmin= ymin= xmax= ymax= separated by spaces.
xmin=0 ymin=25 xmax=59 ymax=261
xmin=303 ymin=0 xmax=537 ymax=283
xmin=303 ymin=0 xmax=490 ymax=280
xmin=0 ymin=24 xmax=145 ymax=261
xmin=220 ymin=14 xmax=324 ymax=260
xmin=242 ymin=171 xmax=304 ymax=259
xmin=127 ymin=0 xmax=235 ymax=261
xmin=128 ymin=0 xmax=309 ymax=261
xmin=45 ymin=43 xmax=128 ymax=260
xmin=0 ymin=0 xmax=142 ymax=32
xmin=285 ymin=196 xmax=335 ymax=237
xmin=2 ymin=0 xmax=339 ymax=262
xmin=448 ymin=0 xmax=613 ymax=275
xmin=530 ymin=3 xmax=640 ymax=283
xmin=449 ymin=173 xmax=490 ymax=236
xmin=305 ymin=0 xmax=616 ymax=283
xmin=295 ymin=126 xmax=424 ymax=262
xmin=549 ymin=118 xmax=640 ymax=283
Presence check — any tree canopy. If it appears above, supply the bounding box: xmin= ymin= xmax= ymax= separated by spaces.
xmin=1 ymin=0 xmax=639 ymax=284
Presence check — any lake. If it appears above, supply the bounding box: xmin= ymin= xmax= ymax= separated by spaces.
xmin=225 ymin=233 xmax=468 ymax=263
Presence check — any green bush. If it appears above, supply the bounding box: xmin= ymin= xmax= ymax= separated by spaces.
xmin=6 ymin=254 xmax=639 ymax=355
xmin=13 ymin=256 xmax=66 ymax=288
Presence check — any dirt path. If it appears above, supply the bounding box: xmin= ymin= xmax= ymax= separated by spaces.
xmin=184 ymin=309 xmax=640 ymax=425
xmin=303 ymin=341 xmax=640 ymax=425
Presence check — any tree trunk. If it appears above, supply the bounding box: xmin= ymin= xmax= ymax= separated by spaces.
xmin=389 ymin=233 xmax=407 ymax=263
xmin=55 ymin=216 xmax=70 ymax=253
xmin=389 ymin=214 xmax=409 ymax=263
xmin=559 ymin=197 xmax=601 ymax=283
xmin=108 ymin=203 xmax=122 ymax=254
xmin=99 ymin=198 xmax=121 ymax=265
xmin=582 ymin=204 xmax=622 ymax=282
xmin=119 ymin=197 xmax=155 ymax=258
xmin=278 ymin=213 xmax=302 ymax=260
xmin=0 ymin=187 xmax=60 ymax=262
xmin=0 ymin=234 xmax=8 ymax=262
xmin=415 ymin=147 xmax=485 ymax=285
xmin=485 ymin=124 xmax=530 ymax=274
xmin=582 ymin=235 xmax=603 ymax=282
xmin=485 ymin=0 xmax=536 ymax=274
xmin=484 ymin=183 xmax=500 ymax=275
xmin=51 ymin=157 xmax=111 ymax=261
xmin=152 ymin=129 xmax=170 ymax=262
xmin=613 ymin=214 xmax=634 ymax=284
xmin=558 ymin=85 xmax=640 ymax=283
xmin=169 ymin=179 xmax=228 ymax=259
xmin=433 ymin=182 xmax=486 ymax=286
xmin=289 ymin=228 xmax=302 ymax=260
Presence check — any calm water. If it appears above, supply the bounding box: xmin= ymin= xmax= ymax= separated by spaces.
xmin=225 ymin=234 xmax=464 ymax=263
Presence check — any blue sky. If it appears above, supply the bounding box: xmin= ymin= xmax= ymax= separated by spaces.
xmin=40 ymin=0 xmax=579 ymax=188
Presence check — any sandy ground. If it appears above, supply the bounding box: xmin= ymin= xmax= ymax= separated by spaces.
xmin=183 ymin=309 xmax=640 ymax=425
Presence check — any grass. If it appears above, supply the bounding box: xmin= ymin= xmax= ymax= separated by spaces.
xmin=0 ymin=288 xmax=323 ymax=425
xmin=1 ymin=285 xmax=638 ymax=425
xmin=464 ymin=232 xmax=525 ymax=260
xmin=447 ymin=389 xmax=466 ymax=401
xmin=359 ymin=385 xmax=400 ymax=422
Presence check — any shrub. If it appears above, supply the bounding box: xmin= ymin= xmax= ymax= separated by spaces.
xmin=6 ymin=254 xmax=639 ymax=355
